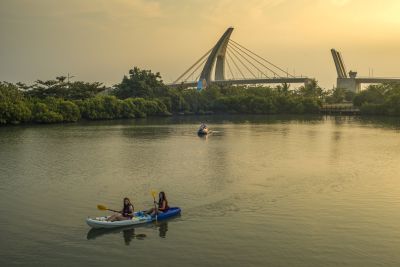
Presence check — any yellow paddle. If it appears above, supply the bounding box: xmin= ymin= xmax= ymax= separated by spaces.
xmin=151 ymin=190 xmax=158 ymax=222
xmin=97 ymin=204 xmax=120 ymax=213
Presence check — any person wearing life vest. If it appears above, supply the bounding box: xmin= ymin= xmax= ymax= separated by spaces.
xmin=107 ymin=197 xmax=134 ymax=222
xmin=145 ymin=191 xmax=169 ymax=216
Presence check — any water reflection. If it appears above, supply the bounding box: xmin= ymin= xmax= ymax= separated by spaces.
xmin=86 ymin=225 xmax=147 ymax=245
xmin=197 ymin=133 xmax=209 ymax=140
xmin=158 ymin=221 xmax=168 ymax=238
xmin=355 ymin=116 xmax=400 ymax=130
xmin=121 ymin=126 xmax=174 ymax=140
xmin=93 ymin=114 xmax=326 ymax=126
xmin=86 ymin=220 xmax=176 ymax=244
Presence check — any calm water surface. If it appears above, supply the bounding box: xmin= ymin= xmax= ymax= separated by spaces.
xmin=1 ymin=115 xmax=400 ymax=266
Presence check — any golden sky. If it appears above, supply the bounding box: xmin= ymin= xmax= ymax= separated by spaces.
xmin=1 ymin=0 xmax=399 ymax=88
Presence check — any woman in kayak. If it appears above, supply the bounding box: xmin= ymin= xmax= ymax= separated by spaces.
xmin=107 ymin=197 xmax=134 ymax=222
xmin=145 ymin=191 xmax=169 ymax=216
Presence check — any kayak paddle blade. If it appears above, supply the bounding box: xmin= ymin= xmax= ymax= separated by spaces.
xmin=97 ymin=204 xmax=107 ymax=211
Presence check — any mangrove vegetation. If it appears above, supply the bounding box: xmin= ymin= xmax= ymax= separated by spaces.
xmin=1 ymin=67 xmax=400 ymax=125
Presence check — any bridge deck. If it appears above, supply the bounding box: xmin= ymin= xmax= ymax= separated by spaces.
xmin=355 ymin=77 xmax=400 ymax=83
xmin=168 ymin=77 xmax=310 ymax=88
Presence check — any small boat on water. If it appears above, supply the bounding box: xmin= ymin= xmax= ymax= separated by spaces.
xmin=86 ymin=207 xmax=181 ymax=229
xmin=198 ymin=123 xmax=209 ymax=135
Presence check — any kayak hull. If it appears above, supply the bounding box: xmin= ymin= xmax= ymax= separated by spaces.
xmin=86 ymin=207 xmax=181 ymax=229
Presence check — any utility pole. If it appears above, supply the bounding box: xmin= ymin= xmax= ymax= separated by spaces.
xmin=67 ymin=73 xmax=75 ymax=89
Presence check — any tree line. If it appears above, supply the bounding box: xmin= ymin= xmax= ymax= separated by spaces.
xmin=1 ymin=67 xmax=400 ymax=125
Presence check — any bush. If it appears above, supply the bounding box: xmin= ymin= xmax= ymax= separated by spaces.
xmin=352 ymin=83 xmax=400 ymax=116
xmin=79 ymin=96 xmax=122 ymax=120
xmin=302 ymin=97 xmax=321 ymax=113
xmin=58 ymin=100 xmax=80 ymax=122
xmin=144 ymin=99 xmax=171 ymax=116
xmin=359 ymin=103 xmax=386 ymax=115
xmin=0 ymin=83 xmax=32 ymax=124
xmin=353 ymin=85 xmax=386 ymax=107
xmin=32 ymin=102 xmax=63 ymax=123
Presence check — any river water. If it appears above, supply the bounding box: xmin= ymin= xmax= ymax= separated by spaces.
xmin=1 ymin=115 xmax=400 ymax=266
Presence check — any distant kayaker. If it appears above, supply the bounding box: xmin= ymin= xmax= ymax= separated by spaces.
xmin=145 ymin=191 xmax=169 ymax=216
xmin=198 ymin=123 xmax=209 ymax=135
xmin=107 ymin=197 xmax=134 ymax=222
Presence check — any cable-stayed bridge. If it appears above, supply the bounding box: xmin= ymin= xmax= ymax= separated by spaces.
xmin=168 ymin=27 xmax=312 ymax=90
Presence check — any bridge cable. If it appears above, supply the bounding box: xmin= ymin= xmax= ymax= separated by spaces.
xmin=229 ymin=40 xmax=278 ymax=77
xmin=226 ymin=49 xmax=246 ymax=79
xmin=229 ymin=41 xmax=281 ymax=78
xmin=194 ymin=72 xmax=201 ymax=82
xmin=225 ymin=54 xmax=235 ymax=80
xmin=183 ymin=56 xmax=208 ymax=83
xmin=228 ymin=43 xmax=271 ymax=79
xmin=227 ymin=45 xmax=257 ymax=79
xmin=184 ymin=56 xmax=208 ymax=82
xmin=230 ymin=39 xmax=294 ymax=78
xmin=226 ymin=49 xmax=245 ymax=79
xmin=173 ymin=48 xmax=213 ymax=84
xmin=230 ymin=39 xmax=289 ymax=77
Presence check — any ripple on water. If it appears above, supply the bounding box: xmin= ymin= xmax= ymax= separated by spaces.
xmin=1 ymin=116 xmax=400 ymax=266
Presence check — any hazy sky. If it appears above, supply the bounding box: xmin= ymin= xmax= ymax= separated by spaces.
xmin=1 ymin=0 xmax=399 ymax=88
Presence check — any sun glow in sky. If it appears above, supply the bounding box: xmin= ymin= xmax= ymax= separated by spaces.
xmin=1 ymin=0 xmax=399 ymax=88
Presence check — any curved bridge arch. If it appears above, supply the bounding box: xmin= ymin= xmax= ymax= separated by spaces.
xmin=198 ymin=27 xmax=234 ymax=88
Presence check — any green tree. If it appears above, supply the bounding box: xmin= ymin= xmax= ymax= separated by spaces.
xmin=114 ymin=67 xmax=167 ymax=99
xmin=298 ymin=79 xmax=323 ymax=98
xmin=20 ymin=79 xmax=106 ymax=100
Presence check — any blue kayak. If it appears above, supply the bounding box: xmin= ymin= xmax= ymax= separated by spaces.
xmin=86 ymin=207 xmax=181 ymax=229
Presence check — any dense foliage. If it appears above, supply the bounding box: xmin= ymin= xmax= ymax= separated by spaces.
xmin=325 ymin=87 xmax=356 ymax=104
xmin=0 ymin=80 xmax=170 ymax=125
xmin=0 ymin=83 xmax=31 ymax=124
xmin=6 ymin=67 xmax=399 ymax=125
xmin=353 ymin=83 xmax=400 ymax=116
xmin=114 ymin=67 xmax=167 ymax=99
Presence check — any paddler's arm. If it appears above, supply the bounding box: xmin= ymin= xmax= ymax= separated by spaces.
xmin=128 ymin=205 xmax=134 ymax=217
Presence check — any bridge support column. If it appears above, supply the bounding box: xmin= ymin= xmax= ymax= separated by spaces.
xmin=337 ymin=78 xmax=361 ymax=93
xmin=304 ymin=79 xmax=312 ymax=87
